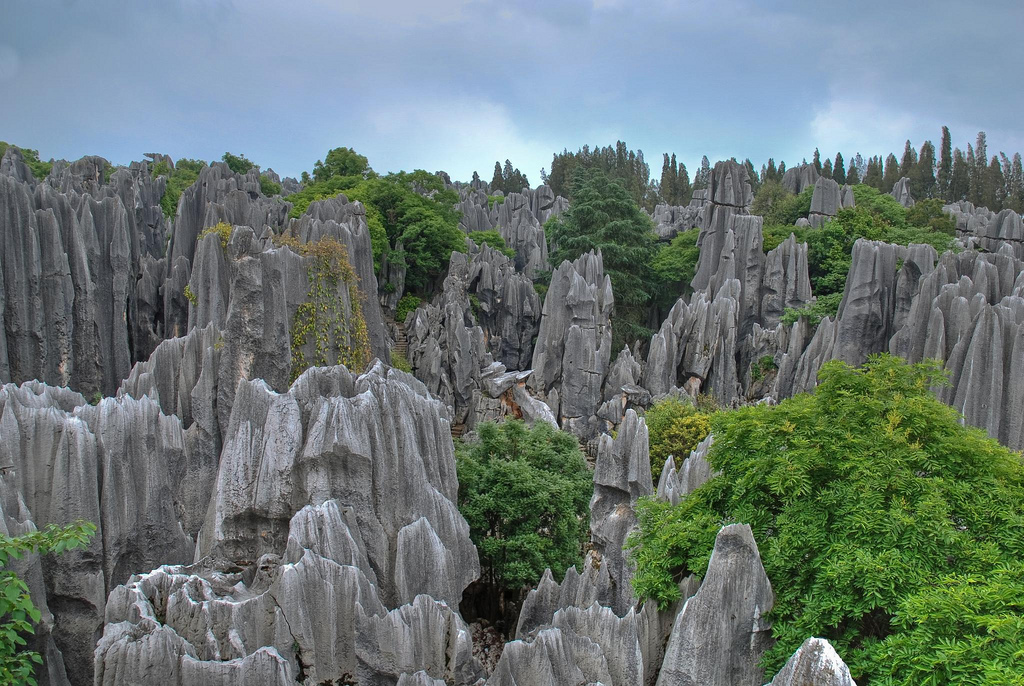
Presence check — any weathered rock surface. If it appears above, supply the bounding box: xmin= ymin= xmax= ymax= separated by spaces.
xmin=650 ymin=203 xmax=702 ymax=241
xmin=529 ymin=250 xmax=614 ymax=438
xmin=655 ymin=524 xmax=774 ymax=686
xmin=656 ymin=433 xmax=715 ymax=506
xmin=691 ymin=160 xmax=754 ymax=291
xmin=890 ymin=176 xmax=915 ymax=207
xmin=589 ymin=410 xmax=652 ymax=615
xmin=781 ymin=163 xmax=819 ymax=195
xmin=808 ymin=177 xmax=854 ymax=227
xmin=768 ymin=637 xmax=857 ymax=686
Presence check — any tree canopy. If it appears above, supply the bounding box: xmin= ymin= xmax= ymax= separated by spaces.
xmin=629 ymin=355 xmax=1024 ymax=684
xmin=546 ymin=167 xmax=659 ymax=347
xmin=456 ymin=420 xmax=592 ymax=592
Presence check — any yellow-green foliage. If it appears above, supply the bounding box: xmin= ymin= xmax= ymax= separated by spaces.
xmin=273 ymin=234 xmax=371 ymax=381
xmin=198 ymin=221 xmax=233 ymax=250
xmin=644 ymin=397 xmax=712 ymax=480
xmin=390 ymin=350 xmax=412 ymax=373
xmin=183 ymin=284 xmax=198 ymax=306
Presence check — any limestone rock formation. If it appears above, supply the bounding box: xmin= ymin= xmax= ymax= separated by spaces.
xmin=808 ymin=177 xmax=854 ymax=227
xmin=650 ymin=203 xmax=702 ymax=241
xmin=768 ymin=637 xmax=857 ymax=686
xmin=656 ymin=434 xmax=715 ymax=506
xmin=781 ymin=163 xmax=819 ymax=194
xmin=589 ymin=410 xmax=652 ymax=615
xmin=890 ymin=176 xmax=915 ymax=207
xmin=655 ymin=524 xmax=774 ymax=686
xmin=691 ymin=160 xmax=754 ymax=291
xmin=529 ymin=250 xmax=614 ymax=438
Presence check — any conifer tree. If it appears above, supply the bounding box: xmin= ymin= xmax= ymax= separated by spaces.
xmin=1011 ymin=153 xmax=1024 ymax=212
xmin=744 ymin=159 xmax=759 ymax=195
xmin=938 ymin=126 xmax=953 ymax=200
xmin=812 ymin=148 xmax=822 ymax=173
xmin=491 ymin=161 xmax=503 ymax=191
xmin=912 ymin=141 xmax=937 ymax=199
xmin=677 ymin=160 xmax=691 ymax=204
xmin=693 ymin=156 xmax=711 ymax=190
xmin=899 ymin=140 xmax=917 ymax=178
xmin=821 ymin=158 xmax=833 ymax=179
xmin=833 ymin=152 xmax=846 ymax=185
xmin=984 ymin=156 xmax=1003 ymax=210
xmin=967 ymin=144 xmax=981 ymax=205
xmin=846 ymin=159 xmax=860 ymax=185
xmin=862 ymin=156 xmax=882 ymax=189
xmin=765 ymin=158 xmax=777 ymax=183
xmin=950 ymin=148 xmax=970 ymax=201
xmin=882 ymin=153 xmax=901 ymax=192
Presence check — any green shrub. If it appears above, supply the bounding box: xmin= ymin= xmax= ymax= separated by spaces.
xmin=395 ymin=294 xmax=423 ymax=324
xmin=259 ymin=175 xmax=282 ymax=196
xmin=390 ymin=350 xmax=412 ymax=373
xmin=152 ymin=158 xmax=206 ymax=219
xmin=652 ymin=227 xmax=700 ymax=309
xmin=750 ymin=355 xmax=777 ymax=382
xmin=0 ymin=143 xmax=52 ymax=180
xmin=198 ymin=221 xmax=233 ymax=250
xmin=487 ymin=194 xmax=505 ymax=209
xmin=1 ymin=521 xmax=96 ymax=684
xmin=780 ymin=292 xmax=844 ymax=327
xmin=183 ymin=284 xmax=198 ymax=306
xmin=456 ymin=420 xmax=592 ymax=591
xmin=468 ymin=230 xmax=515 ymax=258
xmin=644 ymin=397 xmax=713 ymax=480
xmin=222 ymin=152 xmax=255 ymax=175
xmin=629 ymin=355 xmax=1024 ymax=683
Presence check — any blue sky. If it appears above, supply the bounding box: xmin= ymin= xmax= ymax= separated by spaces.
xmin=3 ymin=0 xmax=1023 ymax=183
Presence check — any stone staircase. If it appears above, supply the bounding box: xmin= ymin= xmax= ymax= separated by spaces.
xmin=392 ymin=319 xmax=408 ymax=359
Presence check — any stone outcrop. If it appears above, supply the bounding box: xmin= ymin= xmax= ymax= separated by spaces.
xmin=589 ymin=410 xmax=652 ymax=615
xmin=768 ymin=638 xmax=857 ymax=686
xmin=691 ymin=160 xmax=754 ymax=291
xmin=781 ymin=163 xmax=819 ymax=195
xmin=890 ymin=176 xmax=915 ymax=207
xmin=528 ymin=250 xmax=613 ymax=438
xmin=808 ymin=177 xmax=854 ymax=227
xmin=656 ymin=433 xmax=715 ymax=506
xmin=650 ymin=202 xmax=702 ymax=241
xmin=655 ymin=524 xmax=774 ymax=686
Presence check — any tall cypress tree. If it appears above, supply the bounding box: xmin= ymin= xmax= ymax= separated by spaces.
xmin=821 ymin=158 xmax=833 ymax=179
xmin=765 ymin=158 xmax=777 ymax=183
xmin=678 ymin=161 xmax=691 ymax=204
xmin=812 ymin=148 xmax=822 ymax=173
xmin=950 ymin=148 xmax=970 ymax=201
xmin=660 ymin=153 xmax=674 ymax=203
xmin=833 ymin=153 xmax=846 ymax=185
xmin=899 ymin=140 xmax=916 ymax=178
xmin=847 ymin=159 xmax=861 ymax=185
xmin=938 ymin=126 xmax=953 ymax=200
xmin=1011 ymin=153 xmax=1024 ymax=212
xmin=882 ymin=154 xmax=901 ymax=192
xmin=694 ymin=156 xmax=711 ymax=190
xmin=966 ymin=144 xmax=981 ymax=205
xmin=863 ymin=156 xmax=882 ymax=189
xmin=744 ymin=159 xmax=760 ymax=195
xmin=491 ymin=161 xmax=504 ymax=191
xmin=984 ymin=156 xmax=1003 ymax=210
xmin=912 ymin=141 xmax=937 ymax=199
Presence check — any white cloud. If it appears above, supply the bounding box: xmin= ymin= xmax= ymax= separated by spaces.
xmin=808 ymin=98 xmax=920 ymax=158
xmin=364 ymin=96 xmax=561 ymax=181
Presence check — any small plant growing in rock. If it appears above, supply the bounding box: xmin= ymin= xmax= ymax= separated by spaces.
xmin=183 ymin=284 xmax=198 ymax=306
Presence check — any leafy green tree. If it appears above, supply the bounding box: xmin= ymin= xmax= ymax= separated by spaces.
xmin=545 ymin=142 xmax=654 ymax=209
xmin=221 ymin=152 xmax=255 ymax=175
xmin=456 ymin=420 xmax=592 ymax=594
xmin=468 ymin=230 xmax=515 ymax=258
xmin=152 ymin=158 xmax=207 ymax=219
xmin=546 ymin=168 xmax=658 ymax=346
xmin=629 ymin=355 xmax=1024 ymax=683
xmin=313 ymin=147 xmax=370 ymax=183
xmin=652 ymin=228 xmax=700 ymax=311
xmin=1 ymin=522 xmax=96 ymax=685
xmin=644 ymin=396 xmax=712 ymax=480
xmin=259 ymin=174 xmax=281 ymax=196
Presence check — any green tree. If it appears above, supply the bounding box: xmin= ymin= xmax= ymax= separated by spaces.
xmin=950 ymin=148 xmax=970 ymax=201
xmin=911 ymin=141 xmax=937 ymax=200
xmin=152 ymin=158 xmax=207 ymax=219
xmin=1 ymin=522 xmax=96 ymax=685
xmin=938 ymin=126 xmax=953 ymax=200
xmin=833 ymin=152 xmax=846 ymax=185
xmin=546 ymin=168 xmax=658 ymax=346
xmin=644 ymin=396 xmax=712 ymax=480
xmin=812 ymin=148 xmax=822 ymax=173
xmin=652 ymin=227 xmax=700 ymax=311
xmin=456 ymin=420 xmax=592 ymax=593
xmin=863 ymin=156 xmax=882 ymax=189
xmin=629 ymin=355 xmax=1024 ymax=683
xmin=259 ymin=174 xmax=281 ymax=196
xmin=313 ymin=147 xmax=370 ymax=183
xmin=821 ymin=157 xmax=833 ymax=179
xmin=221 ymin=152 xmax=255 ymax=175
xmin=899 ymin=140 xmax=917 ymax=178
xmin=846 ymin=157 xmax=861 ymax=185
xmin=882 ymin=153 xmax=901 ymax=192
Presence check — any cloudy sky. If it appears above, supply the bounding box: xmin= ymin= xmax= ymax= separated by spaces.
xmin=3 ymin=0 xmax=1022 ymax=182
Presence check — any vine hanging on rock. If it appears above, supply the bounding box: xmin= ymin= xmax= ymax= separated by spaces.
xmin=273 ymin=234 xmax=371 ymax=381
